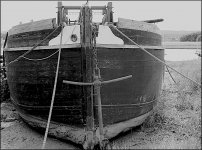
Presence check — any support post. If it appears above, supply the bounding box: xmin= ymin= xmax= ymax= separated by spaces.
xmin=106 ymin=2 xmax=113 ymax=22
xmin=57 ymin=1 xmax=63 ymax=25
xmin=102 ymin=2 xmax=113 ymax=24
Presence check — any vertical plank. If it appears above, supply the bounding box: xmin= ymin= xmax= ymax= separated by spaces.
xmin=80 ymin=6 xmax=94 ymax=130
xmin=106 ymin=2 xmax=113 ymax=22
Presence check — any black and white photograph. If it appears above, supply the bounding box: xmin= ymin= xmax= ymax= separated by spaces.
xmin=1 ymin=1 xmax=201 ymax=149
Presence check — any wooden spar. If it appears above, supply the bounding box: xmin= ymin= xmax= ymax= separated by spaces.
xmin=143 ymin=18 xmax=164 ymax=23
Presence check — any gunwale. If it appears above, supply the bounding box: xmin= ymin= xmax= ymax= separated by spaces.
xmin=4 ymin=44 xmax=163 ymax=51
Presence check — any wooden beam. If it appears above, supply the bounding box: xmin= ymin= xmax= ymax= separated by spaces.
xmin=63 ymin=6 xmax=106 ymax=10
xmin=80 ymin=5 xmax=95 ymax=149
xmin=102 ymin=2 xmax=113 ymax=24
xmin=106 ymin=2 xmax=113 ymax=22
xmin=57 ymin=1 xmax=63 ymax=25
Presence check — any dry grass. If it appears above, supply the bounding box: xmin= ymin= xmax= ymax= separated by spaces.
xmin=110 ymin=59 xmax=201 ymax=149
xmin=141 ymin=59 xmax=201 ymax=149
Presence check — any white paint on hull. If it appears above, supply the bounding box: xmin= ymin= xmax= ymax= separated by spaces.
xmin=49 ymin=25 xmax=81 ymax=45
xmin=96 ymin=25 xmax=124 ymax=45
xmin=48 ymin=24 xmax=124 ymax=46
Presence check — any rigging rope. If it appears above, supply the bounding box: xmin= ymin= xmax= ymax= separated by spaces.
xmin=108 ymin=24 xmax=201 ymax=88
xmin=166 ymin=65 xmax=177 ymax=84
xmin=22 ymin=50 xmax=59 ymax=61
xmin=41 ymin=25 xmax=63 ymax=149
xmin=4 ymin=25 xmax=61 ymax=67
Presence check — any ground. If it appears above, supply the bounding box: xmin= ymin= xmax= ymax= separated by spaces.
xmin=1 ymin=59 xmax=201 ymax=149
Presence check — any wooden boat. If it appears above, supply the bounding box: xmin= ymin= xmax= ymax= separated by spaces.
xmin=3 ymin=2 xmax=164 ymax=149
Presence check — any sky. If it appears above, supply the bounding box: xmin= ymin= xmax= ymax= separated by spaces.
xmin=1 ymin=1 xmax=201 ymax=32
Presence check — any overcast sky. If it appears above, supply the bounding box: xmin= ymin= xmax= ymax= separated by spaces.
xmin=1 ymin=1 xmax=201 ymax=32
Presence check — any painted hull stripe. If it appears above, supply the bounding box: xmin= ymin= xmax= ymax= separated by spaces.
xmin=4 ymin=44 xmax=163 ymax=51
xmin=10 ymin=96 xmax=155 ymax=108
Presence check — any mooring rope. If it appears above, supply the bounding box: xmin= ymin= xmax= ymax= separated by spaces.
xmin=108 ymin=24 xmax=201 ymax=88
xmin=4 ymin=25 xmax=61 ymax=67
xmin=41 ymin=25 xmax=63 ymax=149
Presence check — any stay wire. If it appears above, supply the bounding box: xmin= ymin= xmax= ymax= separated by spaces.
xmin=108 ymin=24 xmax=201 ymax=88
xmin=166 ymin=65 xmax=177 ymax=84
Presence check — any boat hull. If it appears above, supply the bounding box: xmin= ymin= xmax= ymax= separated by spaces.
xmin=4 ymin=17 xmax=164 ymax=148
xmin=4 ymin=45 xmax=164 ymax=145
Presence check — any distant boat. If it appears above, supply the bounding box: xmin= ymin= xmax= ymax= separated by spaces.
xmin=3 ymin=2 xmax=164 ymax=149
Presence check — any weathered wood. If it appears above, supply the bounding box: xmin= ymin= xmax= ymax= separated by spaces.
xmin=101 ymin=2 xmax=113 ymax=24
xmin=5 ymin=48 xmax=85 ymax=125
xmin=7 ymin=28 xmax=61 ymax=48
xmin=93 ymin=47 xmax=164 ymax=125
xmin=110 ymin=27 xmax=162 ymax=46
xmin=63 ymin=6 xmax=106 ymax=10
xmin=17 ymin=110 xmax=87 ymax=144
xmin=80 ymin=5 xmax=94 ymax=132
xmin=8 ymin=18 xmax=57 ymax=36
xmin=117 ymin=18 xmax=161 ymax=34
xmin=57 ymin=1 xmax=63 ymax=25
xmin=106 ymin=2 xmax=113 ymax=22
xmin=4 ymin=2 xmax=165 ymax=149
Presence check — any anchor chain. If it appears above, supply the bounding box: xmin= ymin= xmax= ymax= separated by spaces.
xmin=92 ymin=24 xmax=106 ymax=148
xmin=92 ymin=24 xmax=100 ymax=79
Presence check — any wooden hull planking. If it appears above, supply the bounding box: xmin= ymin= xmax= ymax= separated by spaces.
xmin=4 ymin=15 xmax=164 ymax=147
